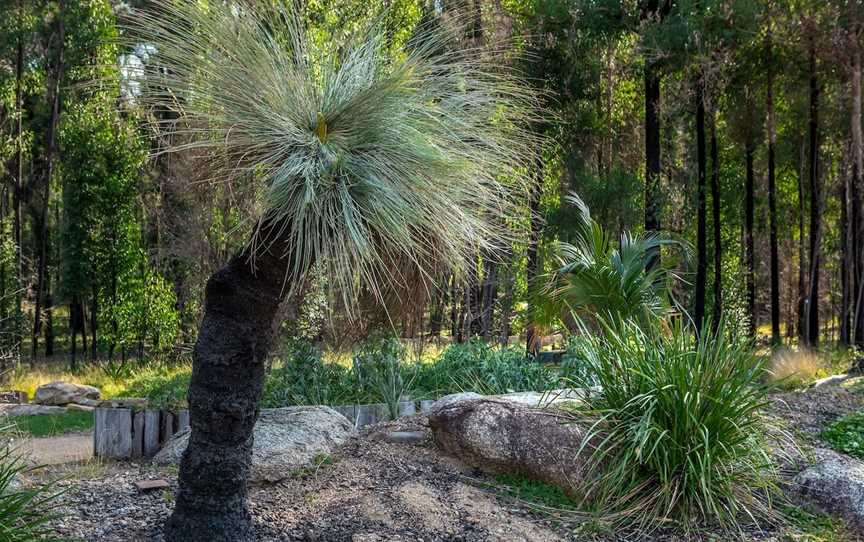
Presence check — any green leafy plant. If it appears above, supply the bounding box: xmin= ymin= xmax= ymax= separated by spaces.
xmin=567 ymin=318 xmax=780 ymax=533
xmin=822 ymin=410 xmax=864 ymax=459
xmin=262 ymin=341 xmax=354 ymax=407
xmin=353 ymin=337 xmax=415 ymax=419
xmin=0 ymin=437 xmax=63 ymax=540
xmin=538 ymin=193 xmax=686 ymax=328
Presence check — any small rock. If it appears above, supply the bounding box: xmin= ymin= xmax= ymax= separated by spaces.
xmin=0 ymin=404 xmax=68 ymax=417
xmin=33 ymin=381 xmax=100 ymax=406
xmin=0 ymin=390 xmax=27 ymax=404
xmin=134 ymin=479 xmax=170 ymax=492
xmin=66 ymin=403 xmax=95 ymax=413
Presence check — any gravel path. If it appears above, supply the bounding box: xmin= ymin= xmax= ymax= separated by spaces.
xmin=45 ymin=418 xmax=569 ymax=542
xmin=35 ymin=383 xmax=864 ymax=542
xmin=16 ymin=431 xmax=93 ymax=465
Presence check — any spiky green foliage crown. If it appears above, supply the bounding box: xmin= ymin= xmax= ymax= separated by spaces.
xmin=125 ymin=1 xmax=539 ymax=305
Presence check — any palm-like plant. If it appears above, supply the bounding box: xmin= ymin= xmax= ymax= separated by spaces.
xmin=540 ymin=193 xmax=685 ymax=328
xmin=124 ymin=3 xmax=538 ymax=540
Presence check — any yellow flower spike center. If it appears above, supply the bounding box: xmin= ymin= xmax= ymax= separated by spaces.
xmin=315 ymin=111 xmax=328 ymax=142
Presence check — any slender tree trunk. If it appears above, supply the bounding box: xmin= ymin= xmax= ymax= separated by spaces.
xmin=32 ymin=9 xmax=64 ymax=360
xmin=44 ymin=271 xmax=53 ymax=357
xmin=165 ymin=222 xmax=296 ymax=541
xmin=90 ymin=286 xmax=98 ymax=359
xmin=12 ymin=15 xmax=24 ymax=353
xmin=525 ymin=150 xmax=543 ymax=355
xmin=806 ymin=44 xmax=821 ymax=346
xmin=797 ymin=138 xmax=807 ymax=341
xmin=644 ymin=62 xmax=662 ymax=271
xmin=766 ymin=27 xmax=781 ymax=345
xmin=851 ymin=45 xmax=864 ymax=346
xmin=69 ymin=300 xmax=78 ymax=371
xmin=745 ymin=140 xmax=756 ymax=339
xmin=694 ymin=77 xmax=708 ymax=334
xmin=480 ymin=259 xmax=497 ymax=341
xmin=710 ymin=109 xmax=722 ymax=329
xmin=841 ymin=169 xmax=851 ymax=345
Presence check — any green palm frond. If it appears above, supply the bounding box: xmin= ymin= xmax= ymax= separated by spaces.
xmin=540 ymin=193 xmax=688 ymax=327
xmin=123 ymin=1 xmax=540 ymax=307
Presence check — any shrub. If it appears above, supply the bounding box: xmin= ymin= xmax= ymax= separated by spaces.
xmin=352 ymin=337 xmax=415 ymax=418
xmin=567 ymin=318 xmax=779 ymax=533
xmin=121 ymin=360 xmax=192 ymax=410
xmin=415 ymin=339 xmax=558 ymax=397
xmin=262 ymin=341 xmax=356 ymax=407
xmin=822 ymin=410 xmax=864 ymax=459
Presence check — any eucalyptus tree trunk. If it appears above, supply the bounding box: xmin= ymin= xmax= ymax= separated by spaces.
xmin=806 ymin=43 xmax=821 ymax=347
xmin=694 ymin=76 xmax=708 ymax=335
xmin=745 ymin=140 xmax=756 ymax=339
xmin=165 ymin=223 xmax=294 ymax=542
xmin=851 ymin=45 xmax=864 ymax=347
xmin=709 ymin=110 xmax=721 ymax=330
xmin=766 ymin=24 xmax=781 ymax=345
xmin=644 ymin=63 xmax=662 ymax=271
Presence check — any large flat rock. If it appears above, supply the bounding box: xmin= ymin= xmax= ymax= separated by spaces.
xmin=154 ymin=406 xmax=353 ymax=483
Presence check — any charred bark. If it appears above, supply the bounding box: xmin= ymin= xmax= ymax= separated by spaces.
xmin=709 ymin=110 xmax=722 ymax=330
xmin=164 ymin=222 xmax=295 ymax=541
xmin=694 ymin=76 xmax=708 ymax=335
xmin=644 ymin=62 xmax=662 ymax=271
xmin=745 ymin=140 xmax=756 ymax=339
xmin=806 ymin=44 xmax=821 ymax=346
xmin=766 ymin=27 xmax=781 ymax=345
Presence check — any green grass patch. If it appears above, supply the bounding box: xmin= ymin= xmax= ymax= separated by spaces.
xmin=13 ymin=411 xmax=94 ymax=437
xmin=493 ymin=474 xmax=576 ymax=510
xmin=781 ymin=504 xmax=853 ymax=541
xmin=821 ymin=410 xmax=864 ymax=459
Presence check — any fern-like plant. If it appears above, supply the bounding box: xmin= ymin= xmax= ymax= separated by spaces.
xmin=123 ymin=2 xmax=539 ymax=540
xmin=539 ymin=193 xmax=686 ymax=328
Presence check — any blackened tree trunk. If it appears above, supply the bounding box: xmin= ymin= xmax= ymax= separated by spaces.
xmin=806 ymin=44 xmax=821 ymax=346
xmin=32 ymin=9 xmax=64 ymax=360
xmin=709 ymin=110 xmax=722 ymax=329
xmin=524 ymin=151 xmax=543 ymax=355
xmin=164 ymin=223 xmax=296 ymax=541
xmin=797 ymin=138 xmax=807 ymax=341
xmin=766 ymin=26 xmax=781 ymax=345
xmin=480 ymin=259 xmax=497 ymax=341
xmin=644 ymin=63 xmax=662 ymax=271
xmin=841 ymin=171 xmax=851 ymax=345
xmin=851 ymin=45 xmax=864 ymax=347
xmin=745 ymin=140 xmax=756 ymax=339
xmin=694 ymin=77 xmax=708 ymax=335
xmin=12 ymin=16 xmax=24 ymax=352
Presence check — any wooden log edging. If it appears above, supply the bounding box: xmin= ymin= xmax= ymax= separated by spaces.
xmin=94 ymin=407 xmax=190 ymax=459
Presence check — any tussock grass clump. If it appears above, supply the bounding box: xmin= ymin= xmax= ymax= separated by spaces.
xmin=0 ymin=433 xmax=62 ymax=540
xmin=567 ymin=319 xmax=780 ymax=534
xmin=767 ymin=348 xmax=826 ymax=388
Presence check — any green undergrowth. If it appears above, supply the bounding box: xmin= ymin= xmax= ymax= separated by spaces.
xmin=780 ymin=505 xmax=853 ymax=541
xmin=493 ymin=474 xmax=576 ymax=511
xmin=821 ymin=410 xmax=864 ymax=459
xmin=13 ymin=411 xmax=94 ymax=437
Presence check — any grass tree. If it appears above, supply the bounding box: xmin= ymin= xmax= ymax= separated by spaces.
xmin=125 ymin=2 xmax=538 ymax=540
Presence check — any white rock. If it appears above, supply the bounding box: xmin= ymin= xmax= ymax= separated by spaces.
xmin=154 ymin=406 xmax=353 ymax=483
